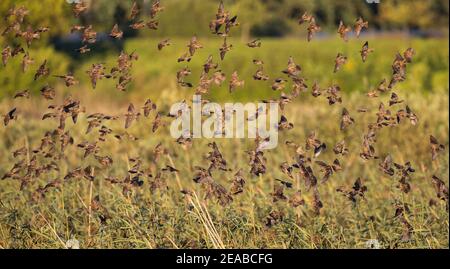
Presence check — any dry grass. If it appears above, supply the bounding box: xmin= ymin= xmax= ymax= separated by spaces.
xmin=0 ymin=90 xmax=448 ymax=249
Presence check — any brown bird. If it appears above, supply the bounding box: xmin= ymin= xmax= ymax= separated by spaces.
xmin=282 ymin=56 xmax=302 ymax=78
xmin=219 ymin=38 xmax=232 ymax=60
xmin=54 ymin=73 xmax=78 ymax=87
xmin=389 ymin=92 xmax=404 ymax=106
xmin=70 ymin=25 xmax=85 ymax=33
xmin=203 ymin=55 xmax=218 ymax=73
xmin=229 ymin=71 xmax=244 ymax=93
xmin=337 ymin=20 xmax=351 ymax=42
xmin=430 ymin=135 xmax=445 ymax=161
xmin=405 ymin=105 xmax=418 ymax=126
xmin=3 ymin=108 xmax=17 ymax=126
xmin=11 ymin=45 xmax=25 ymax=57
xmin=157 ymin=39 xmax=171 ymax=51
xmin=278 ymin=115 xmax=294 ymax=131
xmin=325 ymin=84 xmax=342 ymax=105
xmin=334 ymin=53 xmax=347 ymax=73
xmin=73 ymin=1 xmax=88 ymax=17
xmin=110 ymin=24 xmax=123 ymax=39
xmin=403 ymin=48 xmax=415 ymax=63
xmin=253 ymin=59 xmax=264 ymax=65
xmin=247 ymin=39 xmax=261 ymax=48
xmin=377 ymin=78 xmax=389 ymax=93
xmin=146 ymin=20 xmax=159 ymax=30
xmin=337 ymin=177 xmax=368 ymax=203
xmin=1 ymin=46 xmax=11 ymax=66
xmin=271 ymin=184 xmax=288 ymax=202
xmin=253 ymin=66 xmax=269 ymax=81
xmin=176 ymin=67 xmax=192 ymax=87
xmin=340 ymin=108 xmax=355 ymax=130
xmin=379 ymin=155 xmax=395 ymax=176
xmin=431 ymin=175 xmax=449 ymax=209
xmin=34 ymin=60 xmax=50 ymax=80
xmin=19 ymin=26 xmax=42 ymax=47
xmin=312 ymin=187 xmax=323 ymax=215
xmin=76 ymin=45 xmax=91 ymax=54
xmin=177 ymin=52 xmax=192 ymax=63
xmin=129 ymin=1 xmax=140 ymax=20
xmin=130 ymin=21 xmax=146 ymax=30
xmin=298 ymin=12 xmax=313 ymax=25
xmin=82 ymin=25 xmax=97 ymax=44
xmin=187 ymin=36 xmax=203 ymax=56
xmin=271 ymin=78 xmax=287 ymax=91
xmin=40 ymin=85 xmax=55 ymax=100
xmin=306 ymin=131 xmax=327 ymax=158
xmin=307 ymin=18 xmax=321 ymax=42
xmin=360 ymin=41 xmax=374 ymax=63
xmin=311 ymin=81 xmax=321 ymax=97
xmin=124 ymin=103 xmax=141 ymax=129
xmin=143 ymin=99 xmax=157 ymax=117
xmin=230 ymin=169 xmax=246 ymax=195
xmin=333 ymin=140 xmax=349 ymax=156
xmin=21 ymin=52 xmax=34 ymax=72
xmin=86 ymin=63 xmax=107 ymax=89
xmin=152 ymin=112 xmax=163 ymax=133
xmin=354 ymin=17 xmax=368 ymax=38
xmin=13 ymin=89 xmax=30 ymax=99
xmin=316 ymin=159 xmax=342 ymax=183
xmin=150 ymin=0 xmax=164 ymax=18
xmin=212 ymin=70 xmax=226 ymax=85
xmin=95 ymin=155 xmax=113 ymax=167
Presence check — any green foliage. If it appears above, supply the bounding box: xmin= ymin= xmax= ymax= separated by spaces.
xmin=0 ymin=0 xmax=72 ymax=39
xmin=66 ymin=37 xmax=449 ymax=104
xmin=0 ymin=47 xmax=70 ymax=98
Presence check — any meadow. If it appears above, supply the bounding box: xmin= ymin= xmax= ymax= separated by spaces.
xmin=0 ymin=36 xmax=449 ymax=249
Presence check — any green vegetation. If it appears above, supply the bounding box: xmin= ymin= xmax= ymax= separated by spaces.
xmin=0 ymin=91 xmax=448 ymax=248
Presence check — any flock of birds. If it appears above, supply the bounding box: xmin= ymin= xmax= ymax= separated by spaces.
xmin=1 ymin=1 xmax=448 ymax=240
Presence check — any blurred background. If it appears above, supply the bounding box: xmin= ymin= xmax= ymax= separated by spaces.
xmin=0 ymin=0 xmax=448 ymax=104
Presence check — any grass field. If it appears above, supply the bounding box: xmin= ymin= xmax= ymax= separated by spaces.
xmin=0 ymin=37 xmax=449 ymax=249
